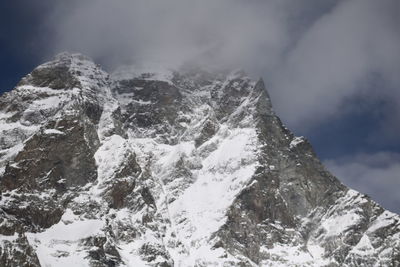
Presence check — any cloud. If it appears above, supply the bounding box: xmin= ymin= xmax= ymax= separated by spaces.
xmin=41 ymin=0 xmax=399 ymax=135
xmin=45 ymin=0 xmax=290 ymax=69
xmin=325 ymin=151 xmax=400 ymax=213
xmin=269 ymin=0 xmax=400 ymax=130
xmin=5 ymin=0 xmax=400 ymax=213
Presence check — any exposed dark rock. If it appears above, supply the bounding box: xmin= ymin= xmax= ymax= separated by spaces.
xmin=210 ymin=73 xmax=251 ymax=120
xmin=107 ymin=180 xmax=136 ymax=209
xmin=141 ymin=187 xmax=156 ymax=209
xmin=83 ymin=235 xmax=122 ymax=267
xmin=114 ymin=79 xmax=182 ymax=129
xmin=0 ymin=194 xmax=64 ymax=233
xmin=139 ymin=243 xmax=173 ymax=266
xmin=18 ymin=59 xmax=80 ymax=90
xmin=0 ymin=54 xmax=399 ymax=266
xmin=194 ymin=118 xmax=219 ymax=147
xmin=0 ymin=234 xmax=40 ymax=267
xmin=1 ymin=117 xmax=99 ymax=192
xmin=102 ymin=150 xmax=141 ymax=209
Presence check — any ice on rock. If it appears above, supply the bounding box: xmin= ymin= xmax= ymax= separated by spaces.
xmin=290 ymin=136 xmax=305 ymax=149
xmin=0 ymin=53 xmax=399 ymax=267
xmin=44 ymin=129 xmax=65 ymax=135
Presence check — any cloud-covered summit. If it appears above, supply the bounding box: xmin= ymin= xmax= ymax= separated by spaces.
xmin=43 ymin=0 xmax=400 ymax=132
xmin=1 ymin=0 xmax=399 ymax=212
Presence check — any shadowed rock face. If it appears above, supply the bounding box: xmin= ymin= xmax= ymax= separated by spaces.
xmin=0 ymin=53 xmax=399 ymax=267
xmin=113 ymin=78 xmax=183 ymax=142
xmin=18 ymin=55 xmax=81 ymax=90
xmin=194 ymin=118 xmax=219 ymax=147
xmin=1 ymin=117 xmax=99 ymax=192
xmin=217 ymin=119 xmax=346 ymax=264
xmin=102 ymin=152 xmax=141 ymax=209
xmin=0 ymin=234 xmax=41 ymax=267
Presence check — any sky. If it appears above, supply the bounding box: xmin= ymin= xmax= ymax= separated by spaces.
xmin=1 ymin=0 xmax=399 ymax=213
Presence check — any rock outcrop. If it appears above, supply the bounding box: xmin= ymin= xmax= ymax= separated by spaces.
xmin=0 ymin=53 xmax=399 ymax=266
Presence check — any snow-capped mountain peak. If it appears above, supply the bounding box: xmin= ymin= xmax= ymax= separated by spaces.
xmin=0 ymin=53 xmax=399 ymax=267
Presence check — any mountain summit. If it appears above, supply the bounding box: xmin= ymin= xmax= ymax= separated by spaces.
xmin=0 ymin=53 xmax=399 ymax=266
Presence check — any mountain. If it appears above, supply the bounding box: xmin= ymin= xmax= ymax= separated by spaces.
xmin=0 ymin=52 xmax=399 ymax=267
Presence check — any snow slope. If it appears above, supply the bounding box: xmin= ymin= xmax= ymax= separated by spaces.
xmin=0 ymin=53 xmax=399 ymax=267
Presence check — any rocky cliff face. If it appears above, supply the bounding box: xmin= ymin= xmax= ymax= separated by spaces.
xmin=0 ymin=53 xmax=399 ymax=267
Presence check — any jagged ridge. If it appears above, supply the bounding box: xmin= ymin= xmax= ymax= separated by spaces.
xmin=0 ymin=53 xmax=399 ymax=267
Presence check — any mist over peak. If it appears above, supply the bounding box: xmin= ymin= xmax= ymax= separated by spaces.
xmin=1 ymin=0 xmax=399 ymax=215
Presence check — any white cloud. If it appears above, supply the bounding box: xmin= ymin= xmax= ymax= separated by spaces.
xmin=45 ymin=0 xmax=290 ymax=69
xmin=23 ymin=0 xmax=400 ymax=214
xmin=42 ymin=0 xmax=399 ymax=134
xmin=325 ymin=151 xmax=400 ymax=213
xmin=269 ymin=0 xmax=400 ymax=130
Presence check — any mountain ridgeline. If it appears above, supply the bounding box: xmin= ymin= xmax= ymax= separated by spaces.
xmin=0 ymin=53 xmax=399 ymax=266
